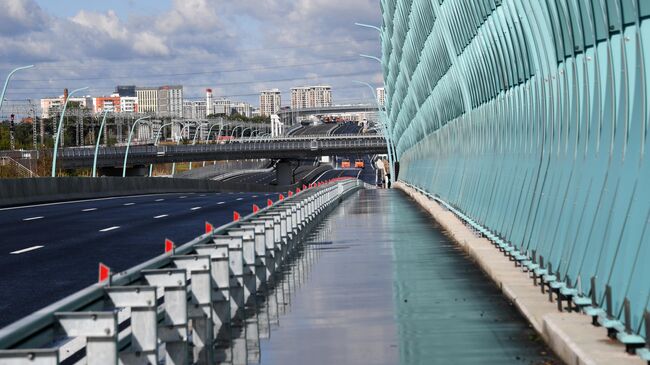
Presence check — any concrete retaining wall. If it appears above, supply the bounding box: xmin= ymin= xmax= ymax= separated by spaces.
xmin=0 ymin=177 xmax=303 ymax=208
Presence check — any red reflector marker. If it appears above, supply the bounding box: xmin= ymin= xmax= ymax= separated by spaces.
xmin=98 ymin=263 xmax=110 ymax=283
xmin=233 ymin=211 xmax=241 ymax=221
xmin=279 ymin=194 xmax=285 ymax=201
xmin=165 ymin=239 xmax=175 ymax=253
xmin=205 ymin=222 xmax=214 ymax=234
xmin=253 ymin=204 xmax=260 ymax=213
xmin=288 ymin=191 xmax=293 ymax=197
xmin=267 ymin=199 xmax=273 ymax=207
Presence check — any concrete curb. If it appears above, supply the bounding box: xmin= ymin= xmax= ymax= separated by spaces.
xmin=395 ymin=182 xmax=644 ymax=365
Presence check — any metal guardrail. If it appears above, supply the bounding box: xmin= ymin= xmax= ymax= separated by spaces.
xmin=0 ymin=179 xmax=362 ymax=364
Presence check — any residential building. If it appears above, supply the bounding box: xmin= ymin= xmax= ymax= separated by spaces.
xmin=135 ymin=85 xmax=183 ymax=117
xmin=291 ymin=85 xmax=332 ymax=109
xmin=291 ymin=87 xmax=310 ymax=110
xmin=259 ymin=89 xmax=281 ymax=116
xmin=120 ymin=96 xmax=138 ymax=113
xmin=376 ymin=87 xmax=385 ymax=106
xmin=213 ymin=98 xmax=231 ymax=115
xmin=93 ymin=95 xmax=121 ymax=114
xmin=183 ymin=100 xmax=207 ymax=119
xmin=157 ymin=85 xmax=183 ymax=118
xmin=232 ymin=102 xmax=252 ymax=118
xmin=40 ymin=91 xmax=93 ymax=118
xmin=136 ymin=87 xmax=159 ymax=114
xmin=308 ymin=85 xmax=332 ymax=108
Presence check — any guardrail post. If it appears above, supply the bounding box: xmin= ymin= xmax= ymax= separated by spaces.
xmin=105 ymin=286 xmax=158 ymax=365
xmin=228 ymin=228 xmax=257 ymax=303
xmin=142 ymin=269 xmax=188 ymax=365
xmin=172 ymin=255 xmax=213 ymax=365
xmin=251 ymin=218 xmax=276 ymax=281
xmin=195 ymin=240 xmax=231 ymax=339
xmin=212 ymin=235 xmax=244 ymax=322
xmin=0 ymin=349 xmax=59 ymax=364
xmin=55 ymin=312 xmax=118 ymax=365
xmin=242 ymin=221 xmax=268 ymax=290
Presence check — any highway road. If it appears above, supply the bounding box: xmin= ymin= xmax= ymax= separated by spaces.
xmin=315 ymin=168 xmax=362 ymax=182
xmin=0 ymin=191 xmax=280 ymax=327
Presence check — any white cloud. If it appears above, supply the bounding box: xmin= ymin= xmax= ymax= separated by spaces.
xmin=1 ymin=0 xmax=383 ymax=105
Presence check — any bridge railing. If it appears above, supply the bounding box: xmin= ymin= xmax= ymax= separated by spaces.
xmin=0 ymin=179 xmax=362 ymax=364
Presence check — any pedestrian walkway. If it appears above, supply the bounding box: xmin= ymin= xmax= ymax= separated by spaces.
xmin=228 ymin=189 xmax=562 ymax=364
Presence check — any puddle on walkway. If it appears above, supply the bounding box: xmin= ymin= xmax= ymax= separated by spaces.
xmin=215 ymin=189 xmax=563 ymax=365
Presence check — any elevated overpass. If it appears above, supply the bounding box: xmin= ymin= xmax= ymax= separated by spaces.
xmin=27 ymin=135 xmax=386 ymax=169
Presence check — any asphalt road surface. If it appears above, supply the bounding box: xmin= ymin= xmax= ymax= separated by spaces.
xmin=0 ymin=191 xmax=280 ymax=327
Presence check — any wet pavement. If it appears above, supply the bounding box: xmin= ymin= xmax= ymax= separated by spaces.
xmin=219 ymin=189 xmax=562 ymax=364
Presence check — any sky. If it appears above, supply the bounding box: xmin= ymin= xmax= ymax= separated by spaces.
xmin=0 ymin=0 xmax=384 ymax=112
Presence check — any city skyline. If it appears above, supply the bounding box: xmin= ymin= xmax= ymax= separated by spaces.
xmin=0 ymin=0 xmax=383 ymax=114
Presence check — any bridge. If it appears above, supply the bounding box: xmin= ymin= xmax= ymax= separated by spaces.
xmin=1 ymin=1 xmax=650 ymax=365
xmin=53 ymin=135 xmax=386 ymax=169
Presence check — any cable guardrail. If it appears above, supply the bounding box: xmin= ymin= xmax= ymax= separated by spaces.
xmin=0 ymin=179 xmax=362 ymax=364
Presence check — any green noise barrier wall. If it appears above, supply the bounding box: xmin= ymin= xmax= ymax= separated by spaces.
xmin=381 ymin=0 xmax=650 ymax=338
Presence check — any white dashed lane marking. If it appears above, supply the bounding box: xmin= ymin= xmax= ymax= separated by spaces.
xmin=155 ymin=199 xmax=165 ymax=202
xmin=22 ymin=216 xmax=44 ymax=221
xmin=236 ymin=198 xmax=243 ymax=201
xmin=10 ymin=245 xmax=44 ymax=255
xmin=217 ymin=202 xmax=225 ymax=205
xmin=99 ymin=226 xmax=120 ymax=232
xmin=154 ymin=215 xmax=168 ymax=219
xmin=124 ymin=203 xmax=135 ymax=206
xmin=82 ymin=208 xmax=97 ymax=212
xmin=191 ymin=207 xmax=202 ymax=211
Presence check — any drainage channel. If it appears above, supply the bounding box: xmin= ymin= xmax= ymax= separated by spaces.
xmin=242 ymin=189 xmax=563 ymax=364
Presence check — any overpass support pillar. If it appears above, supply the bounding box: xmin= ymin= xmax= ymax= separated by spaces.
xmin=276 ymin=160 xmax=296 ymax=186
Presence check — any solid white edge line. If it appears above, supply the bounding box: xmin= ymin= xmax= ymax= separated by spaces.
xmin=99 ymin=226 xmax=120 ymax=232
xmin=0 ymin=193 xmax=179 ymax=212
xmin=10 ymin=245 xmax=44 ymax=254
xmin=22 ymin=216 xmax=44 ymax=221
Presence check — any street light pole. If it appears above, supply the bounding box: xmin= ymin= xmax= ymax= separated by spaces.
xmin=51 ymin=86 xmax=89 ymax=177
xmin=122 ymin=116 xmax=151 ymax=177
xmin=149 ymin=121 xmax=173 ymax=177
xmin=171 ymin=121 xmax=195 ymax=175
xmin=92 ymin=109 xmax=110 ymax=177
xmin=0 ymin=65 xmax=35 ymax=115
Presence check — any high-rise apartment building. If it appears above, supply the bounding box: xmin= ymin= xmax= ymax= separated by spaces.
xmin=183 ymin=100 xmax=207 ymax=119
xmin=40 ymin=91 xmax=93 ymax=118
xmin=291 ymin=87 xmax=310 ymax=110
xmin=135 ymin=85 xmax=183 ymax=117
xmin=259 ymin=89 xmax=282 ymax=116
xmin=136 ymin=87 xmax=159 ymax=114
xmin=290 ymin=86 xmax=332 ymax=109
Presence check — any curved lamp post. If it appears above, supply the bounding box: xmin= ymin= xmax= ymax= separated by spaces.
xmin=353 ymin=80 xmax=396 ymax=186
xmin=51 ymin=86 xmax=89 ymax=177
xmin=171 ymin=121 xmax=197 ymax=175
xmin=122 ymin=116 xmax=151 ymax=177
xmin=207 ymin=122 xmax=223 ymax=142
xmin=149 ymin=121 xmax=174 ymax=177
xmin=189 ymin=122 xmax=205 ymax=170
xmin=229 ymin=125 xmax=242 ymax=143
xmin=92 ymin=109 xmax=110 ymax=177
xmin=0 ymin=65 xmax=34 ymax=115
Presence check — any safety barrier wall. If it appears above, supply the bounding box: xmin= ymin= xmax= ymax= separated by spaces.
xmin=0 ymin=177 xmax=311 ymax=208
xmin=0 ymin=179 xmax=362 ymax=364
xmin=381 ymin=0 xmax=650 ymax=359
